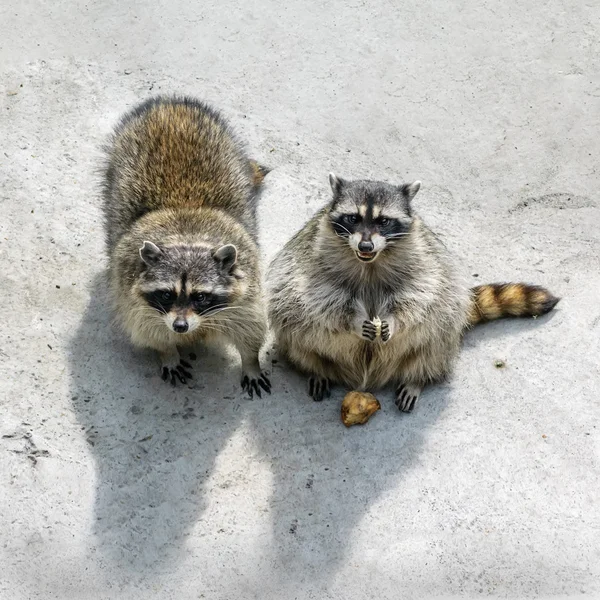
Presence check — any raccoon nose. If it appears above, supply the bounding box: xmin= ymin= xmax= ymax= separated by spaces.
xmin=358 ymin=240 xmax=374 ymax=252
xmin=172 ymin=318 xmax=189 ymax=334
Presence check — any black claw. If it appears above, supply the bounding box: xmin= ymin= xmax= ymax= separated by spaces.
xmin=241 ymin=374 xmax=268 ymax=399
xmin=396 ymin=385 xmax=410 ymax=410
xmin=258 ymin=377 xmax=271 ymax=394
xmin=308 ymin=376 xmax=329 ymax=401
xmin=170 ymin=372 xmax=177 ymax=386
xmin=162 ymin=367 xmax=169 ymax=381
xmin=188 ymin=352 xmax=197 ymax=361
xmin=362 ymin=320 xmax=377 ymax=341
xmin=176 ymin=365 xmax=192 ymax=379
xmin=261 ymin=374 xmax=272 ymax=388
xmin=408 ymin=396 xmax=418 ymax=412
xmin=180 ymin=359 xmax=192 ymax=369
xmin=381 ymin=322 xmax=390 ymax=342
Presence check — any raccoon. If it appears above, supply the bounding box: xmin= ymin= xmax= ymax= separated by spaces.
xmin=267 ymin=174 xmax=559 ymax=411
xmin=102 ymin=96 xmax=271 ymax=397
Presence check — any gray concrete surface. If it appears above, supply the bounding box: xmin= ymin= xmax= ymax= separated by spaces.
xmin=1 ymin=1 xmax=599 ymax=598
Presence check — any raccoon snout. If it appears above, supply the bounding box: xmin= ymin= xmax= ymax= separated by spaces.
xmin=358 ymin=240 xmax=374 ymax=253
xmin=172 ymin=318 xmax=189 ymax=334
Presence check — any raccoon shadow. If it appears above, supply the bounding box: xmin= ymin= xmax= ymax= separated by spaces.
xmin=237 ymin=314 xmax=561 ymax=592
xmin=463 ymin=311 xmax=560 ymax=347
xmin=67 ymin=272 xmax=559 ymax=588
xmin=67 ymin=271 xmax=451 ymax=587
xmin=67 ymin=272 xmax=248 ymax=570
xmin=239 ymin=358 xmax=452 ymax=593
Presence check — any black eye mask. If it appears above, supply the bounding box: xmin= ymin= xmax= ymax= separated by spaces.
xmin=144 ymin=289 xmax=176 ymax=313
xmin=144 ymin=289 xmax=230 ymax=315
xmin=189 ymin=291 xmax=230 ymax=315
xmin=330 ymin=214 xmax=360 ymax=236
xmin=331 ymin=213 xmax=407 ymax=238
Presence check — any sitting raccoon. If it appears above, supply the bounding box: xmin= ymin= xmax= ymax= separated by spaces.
xmin=103 ymin=96 xmax=270 ymax=397
xmin=267 ymin=174 xmax=558 ymax=411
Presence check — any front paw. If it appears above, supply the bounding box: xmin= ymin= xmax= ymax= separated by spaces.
xmin=380 ymin=320 xmax=391 ymax=342
xmin=161 ymin=358 xmax=193 ymax=386
xmin=361 ymin=320 xmax=378 ymax=341
xmin=241 ymin=372 xmax=271 ymax=399
xmin=308 ymin=376 xmax=330 ymax=402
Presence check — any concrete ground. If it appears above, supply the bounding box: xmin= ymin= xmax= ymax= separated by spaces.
xmin=1 ymin=0 xmax=599 ymax=598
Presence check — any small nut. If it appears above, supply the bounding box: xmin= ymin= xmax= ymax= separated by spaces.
xmin=372 ymin=317 xmax=382 ymax=339
xmin=341 ymin=391 xmax=381 ymax=427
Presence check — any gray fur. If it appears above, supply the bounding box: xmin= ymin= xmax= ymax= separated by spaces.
xmin=267 ymin=176 xmax=471 ymax=410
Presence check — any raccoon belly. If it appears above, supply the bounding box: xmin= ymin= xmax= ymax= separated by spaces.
xmin=313 ymin=334 xmax=373 ymax=390
xmin=366 ymin=325 xmax=460 ymax=388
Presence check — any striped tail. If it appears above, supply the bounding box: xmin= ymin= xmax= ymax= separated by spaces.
xmin=468 ymin=283 xmax=560 ymax=327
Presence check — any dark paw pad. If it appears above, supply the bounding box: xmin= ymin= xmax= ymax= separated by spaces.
xmin=161 ymin=361 xmax=193 ymax=386
xmin=380 ymin=321 xmax=391 ymax=342
xmin=394 ymin=384 xmax=421 ymax=413
xmin=308 ymin=376 xmax=331 ymax=402
xmin=241 ymin=372 xmax=271 ymax=399
xmin=362 ymin=320 xmax=377 ymax=341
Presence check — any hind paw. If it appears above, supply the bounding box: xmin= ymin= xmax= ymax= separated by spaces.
xmin=394 ymin=383 xmax=422 ymax=413
xmin=308 ymin=376 xmax=331 ymax=402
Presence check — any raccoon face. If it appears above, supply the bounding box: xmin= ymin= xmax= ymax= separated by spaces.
xmin=327 ymin=174 xmax=420 ymax=263
xmin=137 ymin=241 xmax=240 ymax=335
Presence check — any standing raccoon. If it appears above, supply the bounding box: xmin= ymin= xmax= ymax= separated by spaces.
xmin=103 ymin=96 xmax=271 ymax=397
xmin=267 ymin=174 xmax=559 ymax=411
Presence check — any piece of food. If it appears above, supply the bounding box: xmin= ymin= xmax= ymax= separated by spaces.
xmin=341 ymin=391 xmax=381 ymax=427
xmin=372 ymin=316 xmax=382 ymax=339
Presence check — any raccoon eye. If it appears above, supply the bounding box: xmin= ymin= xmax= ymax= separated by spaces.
xmin=380 ymin=218 xmax=390 ymax=227
xmin=191 ymin=292 xmax=207 ymax=306
xmin=344 ymin=214 xmax=359 ymax=224
xmin=161 ymin=291 xmax=174 ymax=302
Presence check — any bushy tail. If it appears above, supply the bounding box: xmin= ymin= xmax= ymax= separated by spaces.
xmin=468 ymin=283 xmax=560 ymax=327
xmin=249 ymin=160 xmax=270 ymax=189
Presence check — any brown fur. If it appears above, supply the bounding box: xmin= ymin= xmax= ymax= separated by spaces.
xmin=249 ymin=160 xmax=269 ymax=189
xmin=102 ymin=96 xmax=270 ymax=396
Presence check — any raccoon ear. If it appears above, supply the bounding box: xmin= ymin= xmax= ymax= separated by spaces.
xmin=400 ymin=180 xmax=421 ymax=202
xmin=329 ymin=173 xmax=346 ymax=196
xmin=213 ymin=244 xmax=237 ymax=273
xmin=139 ymin=241 xmax=163 ymax=266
